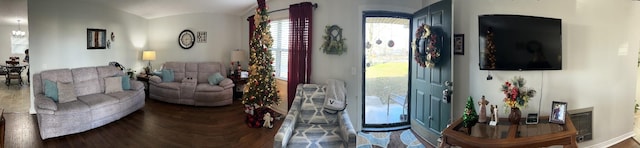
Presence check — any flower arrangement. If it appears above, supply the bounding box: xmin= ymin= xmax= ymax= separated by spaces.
xmin=412 ymin=24 xmax=440 ymax=68
xmin=501 ymin=76 xmax=536 ymax=109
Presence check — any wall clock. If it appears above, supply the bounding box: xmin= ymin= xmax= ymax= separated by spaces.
xmin=179 ymin=29 xmax=195 ymax=49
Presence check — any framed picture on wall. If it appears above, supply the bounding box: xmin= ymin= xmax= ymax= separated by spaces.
xmin=454 ymin=34 xmax=464 ymax=55
xmin=87 ymin=29 xmax=107 ymax=49
xmin=550 ymin=101 xmax=567 ymax=124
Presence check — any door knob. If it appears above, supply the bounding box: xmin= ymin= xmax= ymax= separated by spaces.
xmin=443 ymin=88 xmax=452 ymax=103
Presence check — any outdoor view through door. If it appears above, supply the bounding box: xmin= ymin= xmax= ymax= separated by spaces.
xmin=364 ymin=16 xmax=411 ymax=127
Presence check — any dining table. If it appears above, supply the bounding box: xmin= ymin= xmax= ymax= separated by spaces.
xmin=1 ymin=64 xmax=28 ymax=86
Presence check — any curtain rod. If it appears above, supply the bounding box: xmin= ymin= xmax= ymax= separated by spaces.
xmin=268 ymin=3 xmax=318 ymax=14
xmin=247 ymin=3 xmax=318 ymax=20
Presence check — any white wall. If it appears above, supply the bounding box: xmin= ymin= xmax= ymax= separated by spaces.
xmin=454 ymin=0 xmax=640 ymax=147
xmin=148 ymin=13 xmax=241 ymax=71
xmin=28 ymin=0 xmax=149 ymax=113
xmin=241 ymin=0 xmax=425 ymax=131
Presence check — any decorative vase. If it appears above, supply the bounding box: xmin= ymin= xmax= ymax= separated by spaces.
xmin=508 ymin=107 xmax=521 ymax=125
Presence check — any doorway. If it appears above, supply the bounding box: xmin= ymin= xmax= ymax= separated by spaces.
xmin=362 ymin=12 xmax=412 ymax=129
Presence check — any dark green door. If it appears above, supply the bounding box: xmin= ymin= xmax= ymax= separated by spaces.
xmin=409 ymin=0 xmax=452 ymax=145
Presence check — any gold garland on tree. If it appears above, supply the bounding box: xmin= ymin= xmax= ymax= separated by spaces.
xmin=484 ymin=29 xmax=496 ymax=69
xmin=412 ymin=24 xmax=440 ymax=68
xmin=242 ymin=0 xmax=280 ymax=108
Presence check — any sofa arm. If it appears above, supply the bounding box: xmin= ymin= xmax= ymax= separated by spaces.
xmin=274 ymin=110 xmax=299 ymax=148
xmin=35 ymin=94 xmax=57 ymax=114
xmin=338 ymin=110 xmax=356 ymax=148
xmin=129 ymin=80 xmax=144 ymax=90
xmin=219 ymin=78 xmax=235 ymax=89
xmin=149 ymin=75 xmax=162 ymax=83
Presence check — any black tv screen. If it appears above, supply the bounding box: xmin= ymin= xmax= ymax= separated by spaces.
xmin=479 ymin=15 xmax=562 ymax=70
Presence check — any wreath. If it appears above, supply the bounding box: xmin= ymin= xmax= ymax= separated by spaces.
xmin=321 ymin=25 xmax=347 ymax=55
xmin=412 ymin=24 xmax=440 ymax=68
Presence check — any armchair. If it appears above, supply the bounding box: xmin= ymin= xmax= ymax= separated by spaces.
xmin=274 ymin=84 xmax=356 ymax=148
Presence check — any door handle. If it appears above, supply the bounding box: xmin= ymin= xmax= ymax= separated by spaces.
xmin=442 ymin=88 xmax=452 ymax=103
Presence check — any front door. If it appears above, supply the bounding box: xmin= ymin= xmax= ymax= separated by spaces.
xmin=410 ymin=0 xmax=453 ymax=145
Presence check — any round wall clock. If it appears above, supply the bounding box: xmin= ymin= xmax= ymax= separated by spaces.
xmin=179 ymin=29 xmax=195 ymax=49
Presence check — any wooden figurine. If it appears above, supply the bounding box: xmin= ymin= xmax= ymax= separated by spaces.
xmin=478 ymin=96 xmax=489 ymax=123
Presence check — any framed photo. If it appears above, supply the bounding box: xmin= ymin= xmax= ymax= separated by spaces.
xmin=550 ymin=101 xmax=568 ymax=124
xmin=454 ymin=34 xmax=464 ymax=55
xmin=240 ymin=71 xmax=249 ymax=78
xmin=87 ymin=29 xmax=107 ymax=49
xmin=197 ymin=31 xmax=207 ymax=43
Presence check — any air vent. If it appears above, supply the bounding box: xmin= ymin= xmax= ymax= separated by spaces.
xmin=568 ymin=107 xmax=593 ymax=143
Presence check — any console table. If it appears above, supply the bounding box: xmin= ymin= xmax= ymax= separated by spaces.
xmin=442 ymin=115 xmax=577 ymax=148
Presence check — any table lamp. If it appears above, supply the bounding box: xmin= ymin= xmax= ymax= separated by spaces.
xmin=142 ymin=50 xmax=156 ymax=74
xmin=231 ymin=49 xmax=245 ymax=74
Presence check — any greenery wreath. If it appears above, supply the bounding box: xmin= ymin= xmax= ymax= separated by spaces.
xmin=412 ymin=24 xmax=440 ymax=68
xmin=321 ymin=25 xmax=347 ymax=55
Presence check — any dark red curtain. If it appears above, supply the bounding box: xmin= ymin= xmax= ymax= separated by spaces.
xmin=287 ymin=2 xmax=313 ymax=109
xmin=247 ymin=15 xmax=255 ymax=47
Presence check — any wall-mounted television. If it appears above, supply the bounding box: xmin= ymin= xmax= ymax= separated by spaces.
xmin=479 ymin=15 xmax=562 ymax=70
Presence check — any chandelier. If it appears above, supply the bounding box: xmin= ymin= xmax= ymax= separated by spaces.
xmin=12 ymin=20 xmax=25 ymax=38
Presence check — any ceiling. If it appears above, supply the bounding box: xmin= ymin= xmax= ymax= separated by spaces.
xmin=0 ymin=0 xmax=262 ymax=26
xmin=0 ymin=0 xmax=28 ymax=26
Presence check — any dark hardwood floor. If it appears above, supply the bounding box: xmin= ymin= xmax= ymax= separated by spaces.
xmin=3 ymin=99 xmax=282 ymax=148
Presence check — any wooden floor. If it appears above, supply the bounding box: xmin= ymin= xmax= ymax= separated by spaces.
xmin=2 ymin=99 xmax=283 ymax=147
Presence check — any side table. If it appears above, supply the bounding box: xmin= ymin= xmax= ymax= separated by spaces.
xmin=228 ymin=74 xmax=247 ymax=100
xmin=136 ymin=74 xmax=152 ymax=98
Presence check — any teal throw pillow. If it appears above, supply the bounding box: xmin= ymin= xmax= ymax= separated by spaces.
xmin=121 ymin=75 xmax=131 ymax=90
xmin=208 ymin=72 xmax=225 ymax=85
xmin=161 ymin=69 xmax=174 ymax=82
xmin=152 ymin=71 xmax=162 ymax=77
xmin=44 ymin=80 xmax=59 ymax=102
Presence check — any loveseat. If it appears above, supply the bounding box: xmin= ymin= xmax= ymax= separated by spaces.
xmin=274 ymin=84 xmax=356 ymax=148
xmin=148 ymin=62 xmax=234 ymax=106
xmin=33 ymin=66 xmax=145 ymax=139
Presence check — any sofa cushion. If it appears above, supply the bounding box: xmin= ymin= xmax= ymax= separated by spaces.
xmin=55 ymin=100 xmax=91 ymax=115
xmin=161 ymin=69 xmax=175 ymax=82
xmin=71 ymin=67 xmax=101 ymax=96
xmin=154 ymin=82 xmax=181 ymax=90
xmin=208 ymin=73 xmax=224 ymax=85
xmin=196 ymin=84 xmax=225 ymax=92
xmin=57 ymin=82 xmax=78 ymax=103
xmin=164 ymin=62 xmax=185 ymax=81
xmin=197 ymin=62 xmax=224 ymax=84
xmin=104 ymin=76 xmax=124 ymax=94
xmin=121 ymin=76 xmax=131 ymax=90
xmin=106 ymin=90 xmax=142 ymax=102
xmin=77 ymin=94 xmax=119 ymax=109
xmin=288 ymin=123 xmax=343 ymax=148
xmin=96 ymin=66 xmax=125 ymax=93
xmin=44 ymin=80 xmax=59 ymax=102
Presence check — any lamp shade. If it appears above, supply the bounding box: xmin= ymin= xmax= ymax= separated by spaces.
xmin=231 ymin=50 xmax=245 ymax=62
xmin=142 ymin=51 xmax=156 ymax=61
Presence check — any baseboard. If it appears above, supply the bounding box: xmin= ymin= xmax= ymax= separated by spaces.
xmin=585 ymin=131 xmax=634 ymax=148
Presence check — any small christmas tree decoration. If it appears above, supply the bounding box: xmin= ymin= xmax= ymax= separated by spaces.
xmin=463 ymin=96 xmax=479 ymax=128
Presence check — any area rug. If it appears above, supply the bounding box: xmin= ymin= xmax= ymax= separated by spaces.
xmin=357 ymin=129 xmax=428 ymax=148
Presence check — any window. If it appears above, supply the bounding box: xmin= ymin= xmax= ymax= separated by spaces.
xmin=269 ymin=19 xmax=289 ymax=80
xmin=11 ymin=36 xmax=28 ymax=54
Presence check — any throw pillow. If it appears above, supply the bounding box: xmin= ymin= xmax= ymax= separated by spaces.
xmin=105 ymin=76 xmax=124 ymax=94
xmin=161 ymin=69 xmax=174 ymax=82
xmin=44 ymin=80 xmax=59 ymax=102
xmin=208 ymin=72 xmax=225 ymax=85
xmin=121 ymin=75 xmax=131 ymax=90
xmin=57 ymin=82 xmax=78 ymax=103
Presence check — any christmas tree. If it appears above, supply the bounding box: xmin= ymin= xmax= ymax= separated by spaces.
xmin=463 ymin=96 xmax=479 ymax=128
xmin=242 ymin=0 xmax=280 ymax=108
